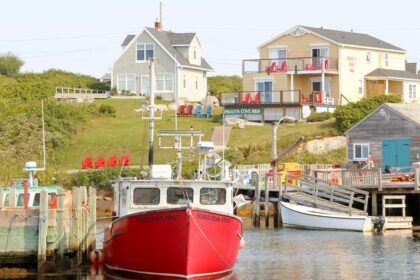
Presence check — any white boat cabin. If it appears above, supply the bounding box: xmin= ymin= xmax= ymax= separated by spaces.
xmin=112 ymin=178 xmax=235 ymax=217
xmin=0 ymin=186 xmax=60 ymax=208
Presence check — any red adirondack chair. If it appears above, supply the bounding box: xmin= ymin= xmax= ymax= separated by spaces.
xmin=95 ymin=157 xmax=106 ymax=168
xmin=280 ymin=61 xmax=287 ymax=72
xmin=177 ymin=105 xmax=186 ymax=116
xmin=81 ymin=157 xmax=93 ymax=169
xmin=252 ymin=92 xmax=261 ymax=104
xmin=183 ymin=105 xmax=193 ymax=117
xmin=119 ymin=155 xmax=130 ymax=166
xmin=108 ymin=155 xmax=117 ymax=167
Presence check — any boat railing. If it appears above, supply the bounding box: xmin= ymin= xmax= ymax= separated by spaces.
xmin=284 ymin=174 xmax=367 ymax=215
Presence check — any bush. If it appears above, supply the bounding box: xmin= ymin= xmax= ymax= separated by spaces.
xmin=98 ymin=104 xmax=116 ymax=117
xmin=334 ymin=95 xmax=400 ymax=132
xmin=0 ymin=53 xmax=24 ymax=77
xmin=306 ymin=111 xmax=333 ymax=122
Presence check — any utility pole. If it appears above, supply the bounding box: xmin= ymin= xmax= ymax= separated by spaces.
xmin=148 ymin=58 xmax=156 ymax=167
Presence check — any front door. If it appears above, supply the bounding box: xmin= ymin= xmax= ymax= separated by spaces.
xmin=382 ymin=138 xmax=410 ymax=172
xmin=256 ymin=81 xmax=273 ymax=103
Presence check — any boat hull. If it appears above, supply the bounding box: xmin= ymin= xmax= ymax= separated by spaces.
xmin=280 ymin=201 xmax=372 ymax=232
xmin=103 ymin=207 xmax=243 ymax=279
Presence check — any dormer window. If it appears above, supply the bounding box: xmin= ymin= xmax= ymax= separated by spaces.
xmin=384 ymin=53 xmax=389 ymax=67
xmin=194 ymin=47 xmax=197 ymax=60
xmin=137 ymin=43 xmax=154 ymax=62
xmin=366 ymin=51 xmax=372 ymax=62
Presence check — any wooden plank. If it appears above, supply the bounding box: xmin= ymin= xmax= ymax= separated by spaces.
xmin=88 ymin=187 xmax=97 ymax=252
xmin=56 ymin=188 xmax=66 ymax=256
xmin=0 ymin=188 xmax=3 ymax=207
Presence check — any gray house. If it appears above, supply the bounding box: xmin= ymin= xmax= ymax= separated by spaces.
xmin=345 ymin=103 xmax=420 ymax=171
xmin=112 ymin=23 xmax=213 ymax=101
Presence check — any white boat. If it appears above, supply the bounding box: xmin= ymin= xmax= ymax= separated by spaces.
xmin=280 ymin=201 xmax=375 ymax=232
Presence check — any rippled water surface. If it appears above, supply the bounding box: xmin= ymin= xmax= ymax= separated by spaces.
xmin=14 ymin=219 xmax=420 ymax=279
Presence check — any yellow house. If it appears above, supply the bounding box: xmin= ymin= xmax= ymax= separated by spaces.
xmin=223 ymin=25 xmax=420 ymax=121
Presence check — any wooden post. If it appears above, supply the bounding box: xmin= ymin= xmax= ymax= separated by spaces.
xmin=88 ymin=187 xmax=97 ymax=253
xmin=415 ymin=166 xmax=420 ymax=190
xmin=253 ymin=174 xmax=260 ymax=227
xmin=80 ymin=186 xmax=88 ymax=261
xmin=56 ymin=188 xmax=66 ymax=256
xmin=264 ymin=175 xmax=269 ymax=228
xmin=378 ymin=169 xmax=383 ymax=191
xmin=278 ymin=177 xmax=283 ymax=226
xmin=371 ymin=191 xmax=377 ymax=216
xmin=72 ymin=187 xmax=82 ymax=266
xmin=38 ymin=189 xmax=48 ymax=272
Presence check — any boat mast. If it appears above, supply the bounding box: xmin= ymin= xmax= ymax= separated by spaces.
xmin=148 ymin=58 xmax=156 ymax=167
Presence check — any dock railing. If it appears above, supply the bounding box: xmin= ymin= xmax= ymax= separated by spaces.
xmin=283 ymin=174 xmax=367 ymax=215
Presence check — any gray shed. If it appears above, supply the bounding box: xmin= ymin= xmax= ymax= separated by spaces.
xmin=345 ymin=103 xmax=420 ymax=171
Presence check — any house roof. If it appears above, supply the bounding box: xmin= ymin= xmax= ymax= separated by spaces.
xmin=300 ymin=26 xmax=404 ymax=52
xmin=345 ymin=103 xmax=420 ymax=134
xmin=121 ymin=35 xmax=135 ymax=47
xmin=101 ymin=73 xmax=111 ymax=80
xmin=365 ymin=68 xmax=420 ymax=80
xmin=120 ymin=27 xmax=212 ymax=71
xmin=259 ymin=25 xmax=405 ymax=52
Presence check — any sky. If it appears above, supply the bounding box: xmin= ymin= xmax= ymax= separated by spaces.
xmin=1 ymin=0 xmax=420 ymax=78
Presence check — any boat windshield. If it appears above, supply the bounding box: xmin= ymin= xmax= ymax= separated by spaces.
xmin=200 ymin=188 xmax=226 ymax=205
xmin=133 ymin=188 xmax=160 ymax=205
xmin=167 ymin=187 xmax=193 ymax=204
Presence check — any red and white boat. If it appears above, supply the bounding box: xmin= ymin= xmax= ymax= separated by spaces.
xmin=103 ymin=58 xmax=244 ymax=279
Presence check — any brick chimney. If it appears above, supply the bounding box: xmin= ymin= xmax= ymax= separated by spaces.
xmin=154 ymin=20 xmax=161 ymax=30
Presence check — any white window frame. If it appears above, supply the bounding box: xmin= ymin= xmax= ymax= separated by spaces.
xmin=358 ymin=80 xmax=363 ymax=95
xmin=384 ymin=53 xmax=389 ymax=67
xmin=183 ymin=75 xmax=186 ymax=89
xmin=353 ymin=143 xmax=369 ymax=160
xmin=193 ymin=47 xmax=197 ymax=60
xmin=117 ymin=73 xmax=136 ymax=93
xmin=366 ymin=51 xmax=372 ymax=62
xmin=195 ymin=76 xmax=199 ymax=91
xmin=409 ymin=84 xmax=417 ymax=99
xmin=140 ymin=75 xmax=149 ymax=96
xmin=269 ymin=47 xmax=287 ymax=67
xmin=156 ymin=73 xmax=173 ymax=93
xmin=136 ymin=43 xmax=154 ymax=62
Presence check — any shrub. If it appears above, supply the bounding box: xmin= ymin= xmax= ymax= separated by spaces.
xmin=0 ymin=53 xmax=24 ymax=77
xmin=98 ymin=104 xmax=116 ymax=117
xmin=334 ymin=95 xmax=400 ymax=132
xmin=306 ymin=111 xmax=333 ymax=122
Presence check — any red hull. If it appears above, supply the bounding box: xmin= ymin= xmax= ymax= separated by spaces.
xmin=103 ymin=207 xmax=243 ymax=279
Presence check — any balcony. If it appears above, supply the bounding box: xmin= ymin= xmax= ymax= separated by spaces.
xmin=242 ymin=57 xmax=338 ymax=74
xmin=221 ymin=91 xmax=335 ymax=106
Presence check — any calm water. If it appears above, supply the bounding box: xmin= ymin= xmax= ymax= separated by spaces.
xmin=14 ymin=219 xmax=420 ymax=279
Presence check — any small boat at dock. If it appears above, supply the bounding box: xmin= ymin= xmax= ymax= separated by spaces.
xmin=280 ymin=201 xmax=382 ymax=232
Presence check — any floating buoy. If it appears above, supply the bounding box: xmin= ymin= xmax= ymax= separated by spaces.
xmin=89 ymin=249 xmax=105 ymax=265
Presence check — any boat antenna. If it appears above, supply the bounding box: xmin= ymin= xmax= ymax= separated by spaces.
xmin=41 ymin=99 xmax=46 ymax=170
xmin=148 ymin=57 xmax=156 ymax=167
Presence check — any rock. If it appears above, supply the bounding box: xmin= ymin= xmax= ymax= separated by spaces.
xmin=304 ymin=136 xmax=346 ymax=154
xmin=202 ymin=96 xmax=220 ymax=107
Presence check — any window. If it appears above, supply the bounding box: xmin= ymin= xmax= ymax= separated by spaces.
xmin=409 ymin=84 xmax=417 ymax=99
xmin=353 ymin=144 xmax=369 ymax=160
xmin=4 ymin=194 xmax=10 ymax=206
xmin=156 ymin=73 xmax=173 ymax=92
xmin=133 ymin=188 xmax=160 ymax=205
xmin=358 ymin=80 xmax=363 ymax=95
xmin=193 ymin=46 xmax=197 ymax=60
xmin=141 ymin=75 xmax=149 ymax=95
xmin=312 ymin=47 xmax=328 ymax=68
xmin=256 ymin=80 xmax=273 ymax=103
xmin=117 ymin=74 xmax=136 ymax=92
xmin=384 ymin=53 xmax=389 ymax=67
xmin=366 ymin=51 xmax=372 ymax=62
xmin=200 ymin=188 xmax=226 ymax=205
xmin=32 ymin=192 xmax=57 ymax=207
xmin=17 ymin=194 xmax=26 ymax=206
xmin=167 ymin=187 xmax=194 ymax=204
xmin=183 ymin=75 xmax=186 ymax=89
xmin=269 ymin=48 xmax=287 ymax=69
xmin=195 ymin=77 xmax=199 ymax=90
xmin=136 ymin=43 xmax=154 ymax=61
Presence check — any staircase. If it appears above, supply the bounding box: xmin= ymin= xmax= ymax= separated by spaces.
xmin=211 ymin=126 xmax=231 ymax=152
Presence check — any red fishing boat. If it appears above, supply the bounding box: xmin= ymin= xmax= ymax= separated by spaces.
xmin=103 ymin=58 xmax=244 ymax=279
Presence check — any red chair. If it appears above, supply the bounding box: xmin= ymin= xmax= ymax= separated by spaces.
xmin=119 ymin=155 xmax=130 ymax=166
xmin=315 ymin=92 xmax=323 ymax=103
xmin=177 ymin=105 xmax=186 ymax=116
xmin=252 ymin=92 xmax=261 ymax=104
xmin=280 ymin=61 xmax=287 ymax=72
xmin=301 ymin=93 xmax=309 ymax=104
xmin=244 ymin=92 xmax=252 ymax=104
xmin=81 ymin=157 xmax=93 ymax=169
xmin=95 ymin=157 xmax=105 ymax=168
xmin=108 ymin=155 xmax=117 ymax=167
xmin=183 ymin=105 xmax=193 ymax=117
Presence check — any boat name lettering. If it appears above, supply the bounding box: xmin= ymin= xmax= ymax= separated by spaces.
xmin=196 ymin=213 xmax=230 ymax=223
xmin=138 ymin=214 xmax=180 ymax=223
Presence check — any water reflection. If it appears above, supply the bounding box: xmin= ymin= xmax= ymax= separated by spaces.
xmin=4 ymin=219 xmax=420 ymax=279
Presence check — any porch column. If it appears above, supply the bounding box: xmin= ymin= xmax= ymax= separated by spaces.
xmin=321 ymin=57 xmax=325 ymax=102
xmin=385 ymin=79 xmax=389 ymax=95
xmin=290 ymin=74 xmax=294 ymax=102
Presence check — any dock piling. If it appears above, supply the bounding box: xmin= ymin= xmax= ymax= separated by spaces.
xmin=252 ymin=173 xmax=260 ymax=227
xmin=264 ymin=175 xmax=269 ymax=228
xmin=37 ymin=189 xmax=48 ymax=272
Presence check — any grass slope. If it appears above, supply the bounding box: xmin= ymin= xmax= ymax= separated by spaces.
xmin=60 ymin=99 xmax=344 ymax=172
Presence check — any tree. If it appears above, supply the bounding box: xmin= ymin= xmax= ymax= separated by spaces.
xmin=0 ymin=52 xmax=24 ymax=77
xmin=208 ymin=75 xmax=242 ymax=99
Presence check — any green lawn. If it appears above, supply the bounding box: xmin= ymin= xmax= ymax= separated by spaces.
xmin=59 ymin=99 xmax=343 ymax=171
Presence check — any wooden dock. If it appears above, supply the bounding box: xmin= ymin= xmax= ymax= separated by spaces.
xmin=0 ymin=186 xmax=96 ymax=272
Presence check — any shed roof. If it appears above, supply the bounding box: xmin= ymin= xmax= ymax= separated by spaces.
xmin=345 ymin=103 xmax=420 ymax=134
